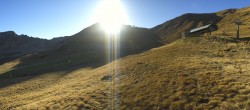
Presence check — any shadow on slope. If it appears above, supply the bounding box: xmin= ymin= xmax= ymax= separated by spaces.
xmin=233 ymin=37 xmax=250 ymax=41
xmin=0 ymin=24 xmax=163 ymax=88
xmin=0 ymin=31 xmax=68 ymax=65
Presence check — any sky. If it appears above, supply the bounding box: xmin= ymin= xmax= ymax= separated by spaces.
xmin=0 ymin=0 xmax=250 ymax=39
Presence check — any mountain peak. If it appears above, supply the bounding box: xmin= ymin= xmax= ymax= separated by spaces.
xmin=0 ymin=31 xmax=17 ymax=37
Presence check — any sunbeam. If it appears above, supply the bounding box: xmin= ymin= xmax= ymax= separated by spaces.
xmin=93 ymin=0 xmax=129 ymax=34
xmin=92 ymin=0 xmax=130 ymax=109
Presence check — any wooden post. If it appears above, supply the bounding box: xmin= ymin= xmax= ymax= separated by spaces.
xmin=234 ymin=19 xmax=242 ymax=39
xmin=236 ymin=24 xmax=240 ymax=39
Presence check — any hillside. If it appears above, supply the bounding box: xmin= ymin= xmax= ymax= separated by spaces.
xmin=0 ymin=37 xmax=250 ymax=109
xmin=214 ymin=7 xmax=250 ymax=36
xmin=1 ymin=6 xmax=250 ymax=110
xmin=0 ymin=24 xmax=162 ymax=79
xmin=52 ymin=24 xmax=162 ymax=57
xmin=0 ymin=31 xmax=66 ymax=64
xmin=152 ymin=7 xmax=250 ymax=43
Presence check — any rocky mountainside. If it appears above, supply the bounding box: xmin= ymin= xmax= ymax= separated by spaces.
xmin=0 ymin=31 xmax=66 ymax=64
xmin=0 ymin=31 xmax=46 ymax=53
xmin=53 ymin=24 xmax=162 ymax=57
xmin=0 ymin=31 xmax=48 ymax=63
xmin=0 ymin=24 xmax=162 ymax=78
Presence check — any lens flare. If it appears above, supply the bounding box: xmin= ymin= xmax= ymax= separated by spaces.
xmin=91 ymin=0 xmax=130 ymax=109
xmin=93 ymin=0 xmax=128 ymax=110
xmin=92 ymin=0 xmax=129 ymax=33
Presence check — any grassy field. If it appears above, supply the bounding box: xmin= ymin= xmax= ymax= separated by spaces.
xmin=0 ymin=36 xmax=250 ymax=109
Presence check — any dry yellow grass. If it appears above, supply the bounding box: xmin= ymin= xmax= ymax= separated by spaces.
xmin=152 ymin=6 xmax=250 ymax=44
xmin=215 ymin=7 xmax=250 ymax=37
xmin=0 ymin=59 xmax=20 ymax=74
xmin=0 ymin=36 xmax=250 ymax=109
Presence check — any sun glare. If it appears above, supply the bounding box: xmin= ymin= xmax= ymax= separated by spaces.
xmin=93 ymin=0 xmax=129 ymax=33
xmin=91 ymin=1 xmax=130 ymax=108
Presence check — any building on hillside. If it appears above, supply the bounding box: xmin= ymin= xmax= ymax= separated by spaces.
xmin=183 ymin=24 xmax=218 ymax=37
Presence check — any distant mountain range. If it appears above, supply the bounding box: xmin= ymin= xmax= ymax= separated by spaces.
xmin=0 ymin=31 xmax=66 ymax=63
xmin=0 ymin=23 xmax=163 ymax=76
xmin=1 ymin=7 xmax=250 ymax=64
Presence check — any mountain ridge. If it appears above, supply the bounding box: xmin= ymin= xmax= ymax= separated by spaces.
xmin=152 ymin=7 xmax=250 ymax=43
xmin=1 ymin=6 xmax=250 ymax=64
xmin=0 ymin=24 xmax=163 ymax=78
xmin=0 ymin=31 xmax=68 ymax=64
xmin=0 ymin=6 xmax=250 ymax=110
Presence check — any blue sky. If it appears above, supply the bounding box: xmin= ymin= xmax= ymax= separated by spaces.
xmin=0 ymin=0 xmax=250 ymax=39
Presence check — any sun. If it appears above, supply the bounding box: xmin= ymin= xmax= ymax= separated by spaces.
xmin=93 ymin=0 xmax=129 ymax=33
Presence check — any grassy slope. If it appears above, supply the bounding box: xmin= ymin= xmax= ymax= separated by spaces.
xmin=214 ymin=7 xmax=250 ymax=37
xmin=0 ymin=37 xmax=250 ymax=109
xmin=0 ymin=25 xmax=162 ymax=79
xmin=152 ymin=6 xmax=250 ymax=43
